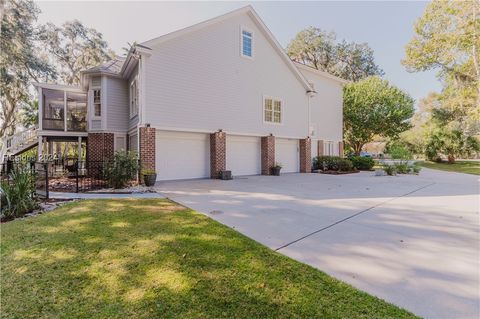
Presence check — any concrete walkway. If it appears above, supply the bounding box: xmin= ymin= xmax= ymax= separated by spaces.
xmin=49 ymin=191 xmax=164 ymax=200
xmin=155 ymin=168 xmax=479 ymax=319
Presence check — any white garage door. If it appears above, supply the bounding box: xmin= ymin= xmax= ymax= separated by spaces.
xmin=226 ymin=135 xmax=261 ymax=176
xmin=156 ymin=131 xmax=210 ymax=181
xmin=275 ymin=138 xmax=299 ymax=173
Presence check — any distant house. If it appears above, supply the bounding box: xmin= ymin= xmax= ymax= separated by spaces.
xmin=2 ymin=6 xmax=347 ymax=181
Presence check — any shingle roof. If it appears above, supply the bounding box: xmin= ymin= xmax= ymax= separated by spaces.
xmin=83 ymin=56 xmax=126 ymax=75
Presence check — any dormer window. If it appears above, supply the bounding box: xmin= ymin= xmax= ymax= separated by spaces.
xmin=241 ymin=28 xmax=253 ymax=58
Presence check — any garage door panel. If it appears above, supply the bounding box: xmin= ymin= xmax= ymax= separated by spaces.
xmin=275 ymin=138 xmax=299 ymax=173
xmin=226 ymin=135 xmax=261 ymax=176
xmin=156 ymin=131 xmax=210 ymax=181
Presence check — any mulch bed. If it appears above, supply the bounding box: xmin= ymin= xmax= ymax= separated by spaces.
xmin=313 ymin=169 xmax=360 ymax=175
xmin=48 ymin=177 xmax=107 ymax=192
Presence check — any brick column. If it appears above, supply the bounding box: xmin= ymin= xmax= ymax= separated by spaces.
xmin=139 ymin=127 xmax=156 ymax=171
xmin=299 ymin=137 xmax=312 ymax=173
xmin=210 ymin=131 xmax=226 ymax=178
xmin=87 ymin=133 xmax=114 ymax=162
xmin=338 ymin=141 xmax=344 ymax=157
xmin=317 ymin=140 xmax=324 ymax=156
xmin=261 ymin=135 xmax=275 ymax=175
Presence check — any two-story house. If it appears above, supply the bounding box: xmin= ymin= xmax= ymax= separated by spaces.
xmin=2 ymin=6 xmax=347 ymax=181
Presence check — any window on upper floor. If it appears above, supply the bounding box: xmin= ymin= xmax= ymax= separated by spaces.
xmin=264 ymin=97 xmax=282 ymax=124
xmin=241 ymin=28 xmax=253 ymax=58
xmin=130 ymin=78 xmax=139 ymax=118
xmin=93 ymin=89 xmax=101 ymax=117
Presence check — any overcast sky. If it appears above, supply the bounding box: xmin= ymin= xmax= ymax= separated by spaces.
xmin=35 ymin=1 xmax=441 ymax=107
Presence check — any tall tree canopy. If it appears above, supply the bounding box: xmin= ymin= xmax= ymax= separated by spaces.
xmin=287 ymin=27 xmax=384 ymax=81
xmin=402 ymin=0 xmax=480 ymax=134
xmin=0 ymin=0 xmax=55 ymax=136
xmin=39 ymin=20 xmax=115 ymax=85
xmin=343 ymin=76 xmax=414 ymax=154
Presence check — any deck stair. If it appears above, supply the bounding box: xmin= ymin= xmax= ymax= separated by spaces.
xmin=0 ymin=127 xmax=38 ymax=164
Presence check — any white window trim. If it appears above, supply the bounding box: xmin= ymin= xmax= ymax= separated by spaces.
xmin=114 ymin=133 xmax=127 ymax=152
xmin=240 ymin=26 xmax=254 ymax=59
xmin=91 ymin=88 xmax=102 ymax=120
xmin=324 ymin=141 xmax=335 ymax=156
xmin=129 ymin=77 xmax=139 ymax=119
xmin=263 ymin=95 xmax=284 ymax=125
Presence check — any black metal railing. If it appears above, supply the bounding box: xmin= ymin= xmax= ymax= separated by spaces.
xmin=1 ymin=158 xmax=140 ymax=196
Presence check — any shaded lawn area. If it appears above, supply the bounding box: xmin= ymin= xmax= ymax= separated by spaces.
xmin=1 ymin=199 xmax=417 ymax=319
xmin=421 ymin=160 xmax=480 ymax=175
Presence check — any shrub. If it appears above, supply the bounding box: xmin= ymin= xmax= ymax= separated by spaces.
xmin=0 ymin=166 xmax=37 ymax=220
xmin=394 ymin=163 xmax=409 ymax=174
xmin=104 ymin=151 xmax=139 ymax=189
xmin=382 ymin=164 xmax=397 ymax=176
xmin=349 ymin=156 xmax=375 ymax=170
xmin=313 ymin=156 xmax=343 ymax=170
xmin=338 ymin=159 xmax=354 ymax=172
xmin=412 ymin=165 xmax=422 ymax=174
xmin=388 ymin=144 xmax=413 ymax=161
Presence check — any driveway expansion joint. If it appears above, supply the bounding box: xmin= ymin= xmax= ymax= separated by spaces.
xmin=274 ymin=182 xmax=436 ymax=251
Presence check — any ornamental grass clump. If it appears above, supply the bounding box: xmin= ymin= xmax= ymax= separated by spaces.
xmin=0 ymin=166 xmax=37 ymax=220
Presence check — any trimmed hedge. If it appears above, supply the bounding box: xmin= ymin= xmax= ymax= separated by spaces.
xmin=313 ymin=156 xmax=354 ymax=172
xmin=348 ymin=156 xmax=375 ymax=170
xmin=313 ymin=156 xmax=343 ymax=170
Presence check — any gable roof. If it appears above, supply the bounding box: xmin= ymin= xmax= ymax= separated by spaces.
xmin=141 ymin=5 xmax=313 ymax=92
xmin=294 ymin=62 xmax=350 ymax=85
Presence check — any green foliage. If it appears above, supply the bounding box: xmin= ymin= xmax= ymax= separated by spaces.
xmin=0 ymin=165 xmax=37 ymax=219
xmin=104 ymin=151 xmax=139 ymax=189
xmin=394 ymin=163 xmax=409 ymax=174
xmin=20 ymin=100 xmax=38 ymax=128
xmin=385 ymin=143 xmax=413 ymax=161
xmin=348 ymin=156 xmax=375 ymax=170
xmin=273 ymin=162 xmax=283 ymax=169
xmin=313 ymin=156 xmax=343 ymax=170
xmin=425 ymin=130 xmax=480 ymax=162
xmin=338 ymin=159 xmax=354 ymax=172
xmin=412 ymin=164 xmax=422 ymax=174
xmin=382 ymin=164 xmax=397 ymax=176
xmin=421 ymin=160 xmax=479 ymax=175
xmin=0 ymin=0 xmax=55 ymax=136
xmin=287 ymin=27 xmax=383 ymax=81
xmin=402 ymin=0 xmax=479 ymax=134
xmin=0 ymin=199 xmax=417 ymax=318
xmin=343 ymin=77 xmax=415 ymax=154
xmin=39 ymin=20 xmax=115 ymax=85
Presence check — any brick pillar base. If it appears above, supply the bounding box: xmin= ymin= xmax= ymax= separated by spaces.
xmin=210 ymin=131 xmax=226 ymax=178
xmin=317 ymin=140 xmax=324 ymax=156
xmin=139 ymin=127 xmax=156 ymax=171
xmin=338 ymin=141 xmax=344 ymax=157
xmin=261 ymin=135 xmax=275 ymax=175
xmin=87 ymin=133 xmax=114 ymax=162
xmin=300 ymin=137 xmax=312 ymax=173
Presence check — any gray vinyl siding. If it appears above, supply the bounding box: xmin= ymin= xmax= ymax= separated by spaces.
xmin=91 ymin=120 xmax=102 ymax=130
xmin=128 ymin=66 xmax=139 ymax=130
xmin=143 ymin=13 xmax=308 ymax=138
xmin=105 ymin=77 xmax=129 ymax=132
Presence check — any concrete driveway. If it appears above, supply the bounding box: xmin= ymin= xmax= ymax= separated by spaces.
xmin=155 ymin=168 xmax=479 ymax=319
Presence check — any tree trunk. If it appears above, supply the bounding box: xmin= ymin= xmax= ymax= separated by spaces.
xmin=447 ymin=154 xmax=455 ymax=164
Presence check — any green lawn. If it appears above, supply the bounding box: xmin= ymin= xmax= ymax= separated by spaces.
xmin=1 ymin=199 xmax=417 ymax=319
xmin=421 ymin=160 xmax=480 ymax=175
